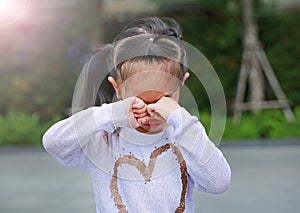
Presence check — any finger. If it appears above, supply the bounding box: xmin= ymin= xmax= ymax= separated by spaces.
xmin=129 ymin=98 xmax=138 ymax=112
xmin=149 ymin=111 xmax=165 ymax=121
xmin=137 ymin=116 xmax=149 ymax=124
xmin=132 ymin=98 xmax=145 ymax=108
xmin=141 ymin=116 xmax=149 ymax=124
xmin=134 ymin=112 xmax=149 ymax=118
xmin=147 ymin=105 xmax=157 ymax=116
xmin=132 ymin=105 xmax=147 ymax=113
xmin=128 ymin=112 xmax=140 ymax=129
xmin=132 ymin=105 xmax=147 ymax=114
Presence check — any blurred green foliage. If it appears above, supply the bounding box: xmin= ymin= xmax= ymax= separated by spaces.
xmin=0 ymin=0 xmax=300 ymax=145
xmin=161 ymin=0 xmax=300 ymax=111
xmin=0 ymin=1 xmax=99 ymax=122
xmin=259 ymin=11 xmax=300 ymax=107
xmin=200 ymin=107 xmax=300 ymax=141
xmin=0 ymin=110 xmax=61 ymax=145
xmin=1 ymin=107 xmax=300 ymax=146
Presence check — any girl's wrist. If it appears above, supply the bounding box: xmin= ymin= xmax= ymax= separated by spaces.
xmin=111 ymin=99 xmax=129 ymax=128
xmin=166 ymin=107 xmax=183 ymax=128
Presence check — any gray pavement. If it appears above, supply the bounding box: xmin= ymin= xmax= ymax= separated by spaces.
xmin=0 ymin=142 xmax=300 ymax=213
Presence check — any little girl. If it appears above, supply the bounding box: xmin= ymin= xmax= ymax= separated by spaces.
xmin=43 ymin=17 xmax=231 ymax=213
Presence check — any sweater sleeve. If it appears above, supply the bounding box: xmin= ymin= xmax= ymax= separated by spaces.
xmin=42 ymin=100 xmax=127 ymax=171
xmin=167 ymin=107 xmax=231 ymax=194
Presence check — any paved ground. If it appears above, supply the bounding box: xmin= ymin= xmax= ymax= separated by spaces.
xmin=0 ymin=142 xmax=300 ymax=213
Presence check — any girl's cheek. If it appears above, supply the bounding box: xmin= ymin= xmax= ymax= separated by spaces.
xmin=170 ymin=90 xmax=180 ymax=102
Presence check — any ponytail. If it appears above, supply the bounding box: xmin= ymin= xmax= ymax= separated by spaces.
xmin=95 ymin=72 xmax=116 ymax=106
xmin=72 ymin=44 xmax=116 ymax=111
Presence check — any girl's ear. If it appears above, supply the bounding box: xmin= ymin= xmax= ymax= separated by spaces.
xmin=108 ymin=76 xmax=119 ymax=92
xmin=108 ymin=76 xmax=123 ymax=99
xmin=181 ymin=72 xmax=190 ymax=86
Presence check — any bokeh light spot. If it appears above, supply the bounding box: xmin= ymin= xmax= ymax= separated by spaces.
xmin=0 ymin=0 xmax=26 ymax=25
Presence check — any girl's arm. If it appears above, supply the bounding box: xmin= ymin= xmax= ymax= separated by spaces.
xmin=148 ymin=97 xmax=231 ymax=194
xmin=167 ymin=107 xmax=231 ymax=194
xmin=42 ymin=99 xmax=133 ymax=171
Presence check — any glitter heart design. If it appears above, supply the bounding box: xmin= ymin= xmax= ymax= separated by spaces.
xmin=110 ymin=143 xmax=188 ymax=213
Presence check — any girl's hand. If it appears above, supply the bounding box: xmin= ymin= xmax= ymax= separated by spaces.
xmin=123 ymin=97 xmax=149 ymax=128
xmin=147 ymin=97 xmax=180 ymax=120
xmin=132 ymin=98 xmax=149 ymax=125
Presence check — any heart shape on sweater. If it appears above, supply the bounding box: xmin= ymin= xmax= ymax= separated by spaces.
xmin=110 ymin=143 xmax=188 ymax=213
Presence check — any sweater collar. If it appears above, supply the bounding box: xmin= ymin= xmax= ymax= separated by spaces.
xmin=118 ymin=127 xmax=167 ymax=145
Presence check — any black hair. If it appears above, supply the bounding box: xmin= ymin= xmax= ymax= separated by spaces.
xmin=94 ymin=17 xmax=185 ymax=106
xmin=114 ymin=17 xmax=182 ymax=41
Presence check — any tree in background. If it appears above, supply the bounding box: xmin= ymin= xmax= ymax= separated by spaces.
xmin=233 ymin=0 xmax=294 ymax=123
xmin=159 ymin=0 xmax=300 ymax=114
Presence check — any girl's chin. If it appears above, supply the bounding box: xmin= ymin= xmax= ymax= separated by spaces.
xmin=136 ymin=123 xmax=167 ymax=134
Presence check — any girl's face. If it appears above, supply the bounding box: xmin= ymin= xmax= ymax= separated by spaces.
xmin=109 ymin=64 xmax=189 ymax=134
xmin=120 ymin=71 xmax=181 ymax=102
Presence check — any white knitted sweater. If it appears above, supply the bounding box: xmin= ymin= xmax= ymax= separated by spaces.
xmin=43 ymin=100 xmax=231 ymax=213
